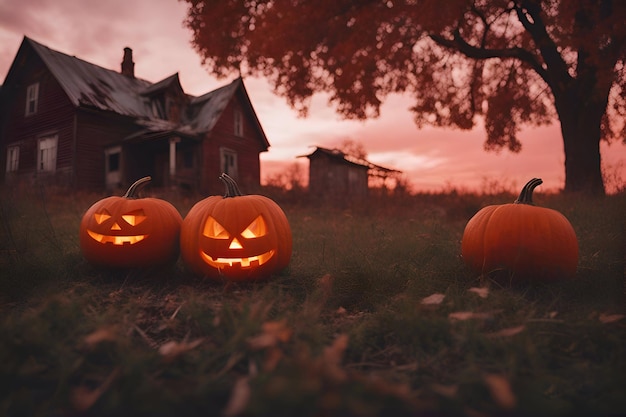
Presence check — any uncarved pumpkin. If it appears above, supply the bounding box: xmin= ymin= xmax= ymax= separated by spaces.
xmin=180 ymin=173 xmax=292 ymax=281
xmin=79 ymin=177 xmax=183 ymax=268
xmin=461 ymin=178 xmax=578 ymax=281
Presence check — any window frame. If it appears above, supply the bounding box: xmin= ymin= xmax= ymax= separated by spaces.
xmin=37 ymin=135 xmax=58 ymax=173
xmin=234 ymin=108 xmax=244 ymax=137
xmin=25 ymin=83 xmax=40 ymax=116
xmin=6 ymin=145 xmax=19 ymax=172
xmin=220 ymin=147 xmax=238 ymax=179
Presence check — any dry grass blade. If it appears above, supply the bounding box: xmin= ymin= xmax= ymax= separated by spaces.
xmin=486 ymin=325 xmax=526 ymax=338
xmin=222 ymin=377 xmax=251 ymax=417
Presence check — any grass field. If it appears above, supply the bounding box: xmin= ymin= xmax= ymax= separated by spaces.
xmin=1 ymin=184 xmax=624 ymax=416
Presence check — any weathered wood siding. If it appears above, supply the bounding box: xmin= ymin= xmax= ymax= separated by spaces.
xmin=308 ymin=153 xmax=368 ymax=201
xmin=2 ymin=54 xmax=75 ymax=186
xmin=74 ymin=110 xmax=138 ymax=190
xmin=200 ymin=96 xmax=264 ymax=195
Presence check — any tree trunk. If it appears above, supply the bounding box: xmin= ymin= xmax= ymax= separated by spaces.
xmin=560 ymin=118 xmax=605 ymax=196
xmin=555 ymin=88 xmax=607 ymax=196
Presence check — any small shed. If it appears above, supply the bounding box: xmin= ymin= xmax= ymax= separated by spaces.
xmin=299 ymin=146 xmax=400 ymax=201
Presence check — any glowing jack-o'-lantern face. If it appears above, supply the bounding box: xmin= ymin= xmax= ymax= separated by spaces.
xmin=199 ymin=214 xmax=276 ymax=270
xmin=180 ymin=174 xmax=292 ymax=281
xmin=87 ymin=208 xmax=148 ymax=245
xmin=79 ymin=177 xmax=183 ymax=268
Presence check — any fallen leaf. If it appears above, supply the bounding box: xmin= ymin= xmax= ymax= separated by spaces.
xmin=335 ymin=306 xmax=347 ymax=315
xmin=599 ymin=313 xmax=625 ymax=324
xmin=262 ymin=320 xmax=293 ymax=343
xmin=431 ymin=383 xmax=458 ymax=398
xmin=483 ymin=374 xmax=517 ymax=410
xmin=324 ymin=334 xmax=349 ymax=366
xmin=421 ymin=293 xmax=445 ymax=305
xmin=247 ymin=333 xmax=277 ymax=350
xmin=263 ymin=346 xmax=284 ymax=372
xmin=448 ymin=311 xmax=493 ymax=321
xmin=321 ymin=334 xmax=349 ymax=383
xmin=71 ymin=367 xmax=120 ymax=412
xmin=83 ymin=326 xmax=118 ymax=349
xmin=158 ymin=339 xmax=203 ymax=362
xmin=468 ymin=287 xmax=489 ymax=298
xmin=318 ymin=273 xmax=334 ymax=298
xmin=247 ymin=320 xmax=293 ymax=350
xmin=394 ymin=362 xmax=418 ymax=372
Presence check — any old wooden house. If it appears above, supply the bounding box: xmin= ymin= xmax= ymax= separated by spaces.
xmin=300 ymin=146 xmax=400 ymax=200
xmin=0 ymin=36 xmax=270 ymax=194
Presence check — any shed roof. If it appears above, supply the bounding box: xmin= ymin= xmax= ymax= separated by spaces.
xmin=299 ymin=146 xmax=401 ymax=176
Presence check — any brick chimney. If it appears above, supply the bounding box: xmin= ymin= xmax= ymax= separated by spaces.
xmin=121 ymin=47 xmax=135 ymax=78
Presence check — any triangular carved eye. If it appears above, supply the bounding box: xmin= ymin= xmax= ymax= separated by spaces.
xmin=241 ymin=215 xmax=266 ymax=238
xmin=122 ymin=209 xmax=147 ymax=226
xmin=94 ymin=209 xmax=111 ymax=224
xmin=203 ymin=216 xmax=230 ymax=239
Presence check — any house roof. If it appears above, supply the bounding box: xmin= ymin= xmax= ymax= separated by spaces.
xmin=4 ymin=36 xmax=269 ymax=149
xmin=140 ymin=73 xmax=183 ymax=96
xmin=25 ymin=37 xmax=154 ymax=117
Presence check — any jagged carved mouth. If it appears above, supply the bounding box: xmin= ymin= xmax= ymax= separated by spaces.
xmin=87 ymin=230 xmax=147 ymax=245
xmin=200 ymin=250 xmax=275 ymax=269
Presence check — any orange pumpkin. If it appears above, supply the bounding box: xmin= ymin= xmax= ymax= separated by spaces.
xmin=79 ymin=177 xmax=183 ymax=268
xmin=461 ymin=178 xmax=578 ymax=281
xmin=180 ymin=173 xmax=292 ymax=281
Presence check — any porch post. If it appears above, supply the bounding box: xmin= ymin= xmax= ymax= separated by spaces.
xmin=169 ymin=137 xmax=180 ymax=185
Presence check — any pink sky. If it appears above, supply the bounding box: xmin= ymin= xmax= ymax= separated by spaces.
xmin=1 ymin=0 xmax=624 ymax=193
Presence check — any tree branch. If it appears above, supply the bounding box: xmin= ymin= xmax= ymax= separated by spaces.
xmin=514 ymin=1 xmax=572 ymax=90
xmin=429 ymin=30 xmax=546 ymax=80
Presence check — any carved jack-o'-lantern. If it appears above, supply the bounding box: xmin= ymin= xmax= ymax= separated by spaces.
xmin=180 ymin=174 xmax=292 ymax=281
xmin=79 ymin=177 xmax=183 ymax=268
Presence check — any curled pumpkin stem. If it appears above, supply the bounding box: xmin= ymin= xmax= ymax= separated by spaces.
xmin=514 ymin=178 xmax=543 ymax=205
xmin=219 ymin=173 xmax=243 ymax=198
xmin=124 ymin=176 xmax=152 ymax=199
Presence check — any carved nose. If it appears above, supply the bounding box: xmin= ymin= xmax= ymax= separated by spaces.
xmin=111 ymin=222 xmax=122 ymax=231
xmin=229 ymin=238 xmax=243 ymax=249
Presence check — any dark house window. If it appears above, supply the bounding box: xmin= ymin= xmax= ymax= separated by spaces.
xmin=6 ymin=146 xmax=19 ymax=172
xmin=234 ymin=108 xmax=243 ymax=136
xmin=108 ymin=152 xmax=120 ymax=172
xmin=151 ymin=98 xmax=165 ymax=119
xmin=25 ymin=83 xmax=39 ymax=116
xmin=183 ymin=149 xmax=194 ymax=168
xmin=37 ymin=136 xmax=57 ymax=172
xmin=220 ymin=148 xmax=238 ymax=179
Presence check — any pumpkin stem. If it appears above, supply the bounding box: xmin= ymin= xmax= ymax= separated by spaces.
xmin=124 ymin=176 xmax=152 ymax=199
xmin=514 ymin=178 xmax=543 ymax=205
xmin=219 ymin=173 xmax=243 ymax=198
